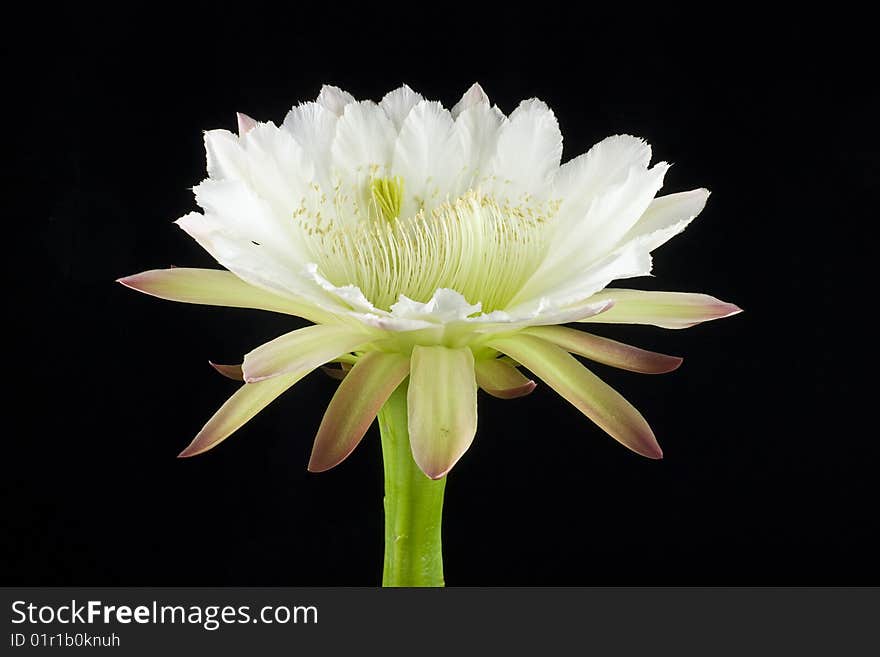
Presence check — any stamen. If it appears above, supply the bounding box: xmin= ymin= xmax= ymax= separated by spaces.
xmin=297 ymin=186 xmax=558 ymax=313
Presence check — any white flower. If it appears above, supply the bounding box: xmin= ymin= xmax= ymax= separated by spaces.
xmin=120 ymin=83 xmax=740 ymax=479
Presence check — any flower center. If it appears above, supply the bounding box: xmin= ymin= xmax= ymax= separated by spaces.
xmin=296 ymin=182 xmax=559 ymax=313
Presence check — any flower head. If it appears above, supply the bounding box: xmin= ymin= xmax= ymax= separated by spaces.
xmin=119 ymin=83 xmax=740 ymax=479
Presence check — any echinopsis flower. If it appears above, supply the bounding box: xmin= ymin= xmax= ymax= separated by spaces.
xmin=120 ymin=83 xmax=739 ymax=479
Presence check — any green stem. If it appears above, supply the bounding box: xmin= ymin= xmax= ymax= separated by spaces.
xmin=377 ymin=380 xmax=447 ymax=587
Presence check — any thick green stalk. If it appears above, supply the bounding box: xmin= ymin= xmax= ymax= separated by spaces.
xmin=377 ymin=380 xmax=447 ymax=587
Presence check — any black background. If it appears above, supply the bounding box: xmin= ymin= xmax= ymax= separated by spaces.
xmin=4 ymin=7 xmax=875 ymax=585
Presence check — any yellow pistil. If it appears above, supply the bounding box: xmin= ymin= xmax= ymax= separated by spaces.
xmin=370 ymin=176 xmax=405 ymax=222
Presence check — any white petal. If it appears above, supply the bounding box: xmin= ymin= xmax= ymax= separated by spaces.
xmin=192 ymin=179 xmax=306 ymax=260
xmin=622 ymin=188 xmax=710 ymax=246
xmin=514 ymin=162 xmax=668 ymax=305
xmin=362 ymin=296 xmax=613 ymax=337
xmin=281 ymin=102 xmax=339 ymax=189
xmin=538 ymin=189 xmax=710 ymax=309
xmin=516 ymin=240 xmax=655 ymax=311
xmin=204 ymin=129 xmax=246 ymax=181
xmin=331 ymin=101 xmax=397 ymax=214
xmin=389 ymin=288 xmax=482 ymax=323
xmin=552 ymin=135 xmax=651 ymax=208
xmin=238 ymin=122 xmax=314 ymax=211
xmin=452 ymin=102 xmax=505 ymax=192
xmin=467 ymin=298 xmax=613 ymax=332
xmin=301 ymin=265 xmax=455 ymax=334
xmin=489 ymin=98 xmax=562 ymax=191
xmin=379 ymin=84 xmax=424 ymax=130
xmin=550 ymin=135 xmax=652 ymax=238
xmin=354 ymin=314 xmax=437 ymax=332
xmin=351 ymin=313 xmax=443 ymax=334
xmin=316 ymin=84 xmax=356 ymax=115
xmin=332 ymin=101 xmax=396 ymax=171
xmin=391 ymin=100 xmax=463 ymax=217
xmin=176 ymin=211 xmax=338 ymax=311
xmin=175 ymin=210 xmax=291 ymax=294
xmin=572 ymin=162 xmax=670 ymax=264
xmin=302 ymin=263 xmax=382 ymax=314
xmin=236 ymin=112 xmax=257 ymax=136
xmin=451 ymin=82 xmax=489 ymax=118
xmin=204 ymin=122 xmax=315 ymax=221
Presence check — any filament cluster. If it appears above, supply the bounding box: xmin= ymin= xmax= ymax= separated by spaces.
xmin=296 ymin=188 xmax=557 ymax=312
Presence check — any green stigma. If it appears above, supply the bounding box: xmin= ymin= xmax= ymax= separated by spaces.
xmin=370 ymin=176 xmax=405 ymax=222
